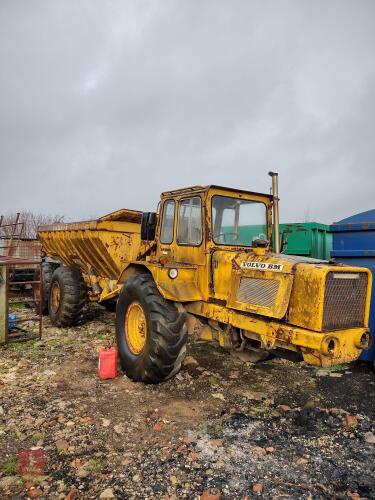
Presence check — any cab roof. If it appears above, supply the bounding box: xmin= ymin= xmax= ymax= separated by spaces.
xmin=161 ymin=185 xmax=273 ymax=200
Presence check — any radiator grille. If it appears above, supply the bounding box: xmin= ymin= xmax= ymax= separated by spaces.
xmin=323 ymin=272 xmax=368 ymax=330
xmin=237 ymin=277 xmax=280 ymax=308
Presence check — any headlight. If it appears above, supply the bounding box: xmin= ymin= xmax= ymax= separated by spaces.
xmin=168 ymin=268 xmax=178 ymax=279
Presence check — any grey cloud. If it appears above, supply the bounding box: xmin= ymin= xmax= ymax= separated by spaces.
xmin=0 ymin=0 xmax=374 ymax=223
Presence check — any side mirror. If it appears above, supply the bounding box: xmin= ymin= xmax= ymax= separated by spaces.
xmin=141 ymin=212 xmax=157 ymax=241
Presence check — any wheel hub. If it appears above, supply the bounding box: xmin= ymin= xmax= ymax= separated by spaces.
xmin=125 ymin=301 xmax=147 ymax=355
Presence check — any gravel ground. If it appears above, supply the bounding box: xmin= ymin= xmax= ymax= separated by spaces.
xmin=0 ymin=305 xmax=374 ymax=499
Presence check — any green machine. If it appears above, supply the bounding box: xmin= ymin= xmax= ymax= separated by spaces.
xmin=222 ymin=222 xmax=332 ymax=260
xmin=279 ymin=222 xmax=332 ymax=260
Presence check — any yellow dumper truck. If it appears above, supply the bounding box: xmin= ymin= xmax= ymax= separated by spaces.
xmin=37 ymin=174 xmax=372 ymax=382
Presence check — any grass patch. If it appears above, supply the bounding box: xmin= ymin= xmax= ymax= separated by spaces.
xmin=4 ymin=340 xmax=38 ymax=352
xmin=208 ymin=375 xmax=219 ymax=385
xmin=9 ymin=303 xmax=27 ymax=309
xmin=86 ymin=328 xmax=112 ymax=339
xmin=19 ymin=475 xmax=48 ymax=485
xmin=93 ymin=333 xmax=107 ymax=340
xmin=48 ymin=339 xmax=62 ymax=349
xmin=3 ymin=340 xmax=42 ymax=360
xmin=84 ymin=459 xmax=103 ymax=473
xmin=31 ymin=432 xmax=45 ymax=445
xmin=0 ymin=455 xmax=18 ymax=475
xmin=327 ymin=364 xmax=349 ymax=372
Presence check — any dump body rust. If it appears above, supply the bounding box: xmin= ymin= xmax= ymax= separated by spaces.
xmin=39 ymin=209 xmax=144 ymax=301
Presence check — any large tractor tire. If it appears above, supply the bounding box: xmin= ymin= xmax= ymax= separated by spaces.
xmin=48 ymin=267 xmax=86 ymax=327
xmin=116 ymin=274 xmax=188 ymax=383
xmin=33 ymin=262 xmax=58 ymax=315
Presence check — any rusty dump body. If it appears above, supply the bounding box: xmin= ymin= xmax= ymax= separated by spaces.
xmin=38 ymin=184 xmax=373 ymax=369
xmin=39 ymin=209 xmax=145 ymax=302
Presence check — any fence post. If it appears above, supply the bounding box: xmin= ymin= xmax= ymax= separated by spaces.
xmin=0 ymin=263 xmax=7 ymax=345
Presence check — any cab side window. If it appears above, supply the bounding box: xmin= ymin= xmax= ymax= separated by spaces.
xmin=160 ymin=200 xmax=175 ymax=244
xmin=177 ymin=197 xmax=202 ymax=246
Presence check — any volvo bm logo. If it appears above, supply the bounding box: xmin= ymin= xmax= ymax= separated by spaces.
xmin=241 ymin=261 xmax=284 ymax=271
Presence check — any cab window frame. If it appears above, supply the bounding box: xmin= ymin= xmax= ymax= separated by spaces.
xmin=160 ymin=198 xmax=176 ymax=244
xmin=211 ymin=194 xmax=268 ymax=247
xmin=176 ymin=195 xmax=203 ymax=247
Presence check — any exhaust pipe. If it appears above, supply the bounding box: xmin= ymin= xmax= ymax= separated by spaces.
xmin=269 ymin=171 xmax=280 ymax=253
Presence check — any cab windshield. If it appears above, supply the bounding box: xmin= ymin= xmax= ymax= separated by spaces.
xmin=212 ymin=195 xmax=268 ymax=247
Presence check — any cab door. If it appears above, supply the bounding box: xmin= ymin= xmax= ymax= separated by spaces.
xmin=156 ymin=194 xmax=207 ymax=300
xmin=174 ymin=196 xmax=206 ymax=267
xmin=157 ymin=195 xmax=205 ymax=266
xmin=157 ymin=198 xmax=177 ymax=260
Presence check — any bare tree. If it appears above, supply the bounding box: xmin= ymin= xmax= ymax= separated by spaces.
xmin=0 ymin=211 xmax=65 ymax=239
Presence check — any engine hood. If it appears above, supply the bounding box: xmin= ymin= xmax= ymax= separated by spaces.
xmin=212 ymin=250 xmax=334 ymax=320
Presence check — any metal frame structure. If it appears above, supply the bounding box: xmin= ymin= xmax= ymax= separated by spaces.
xmin=0 ymin=212 xmax=25 ymax=257
xmin=0 ymin=256 xmax=42 ymax=344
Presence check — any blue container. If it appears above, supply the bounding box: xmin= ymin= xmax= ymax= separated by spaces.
xmin=8 ymin=314 xmax=17 ymax=330
xmin=330 ymin=209 xmax=375 ymax=362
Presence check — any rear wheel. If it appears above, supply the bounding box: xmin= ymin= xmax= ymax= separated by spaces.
xmin=48 ymin=267 xmax=86 ymax=327
xmin=116 ymin=274 xmax=187 ymax=383
xmin=33 ymin=262 xmax=58 ymax=315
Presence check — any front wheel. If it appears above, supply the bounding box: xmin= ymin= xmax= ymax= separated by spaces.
xmin=115 ymin=274 xmax=187 ymax=383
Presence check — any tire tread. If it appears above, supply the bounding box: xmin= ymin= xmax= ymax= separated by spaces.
xmin=49 ymin=267 xmax=86 ymax=327
xmin=116 ymin=274 xmax=187 ymax=383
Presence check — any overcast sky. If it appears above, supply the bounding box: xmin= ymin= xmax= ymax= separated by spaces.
xmin=0 ymin=0 xmax=374 ymax=224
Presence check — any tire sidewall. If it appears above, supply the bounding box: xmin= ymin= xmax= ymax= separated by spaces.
xmin=116 ymin=278 xmax=154 ymax=378
xmin=34 ymin=263 xmax=54 ymax=314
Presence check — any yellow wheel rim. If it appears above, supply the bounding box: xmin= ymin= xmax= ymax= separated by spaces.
xmin=125 ymin=301 xmax=147 ymax=355
xmin=51 ymin=281 xmax=61 ymax=313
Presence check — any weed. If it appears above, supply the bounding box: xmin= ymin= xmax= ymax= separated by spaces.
xmin=95 ymin=334 xmax=106 ymax=340
xmin=31 ymin=432 xmax=45 ymax=445
xmin=48 ymin=339 xmax=62 ymax=349
xmin=208 ymin=375 xmax=219 ymax=385
xmin=327 ymin=364 xmax=348 ymax=372
xmin=84 ymin=459 xmax=102 ymax=473
xmin=4 ymin=340 xmax=38 ymax=352
xmin=19 ymin=475 xmax=47 ymax=486
xmin=0 ymin=455 xmax=18 ymax=475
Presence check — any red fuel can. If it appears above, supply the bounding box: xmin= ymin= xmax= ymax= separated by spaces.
xmin=98 ymin=347 xmax=118 ymax=380
xmin=18 ymin=448 xmax=44 ymax=476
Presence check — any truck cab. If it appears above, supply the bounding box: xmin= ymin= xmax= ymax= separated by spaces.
xmin=150 ymin=185 xmax=274 ymax=303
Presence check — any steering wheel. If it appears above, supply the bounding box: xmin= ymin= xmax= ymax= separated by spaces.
xmin=215 ymin=232 xmax=244 ymax=245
